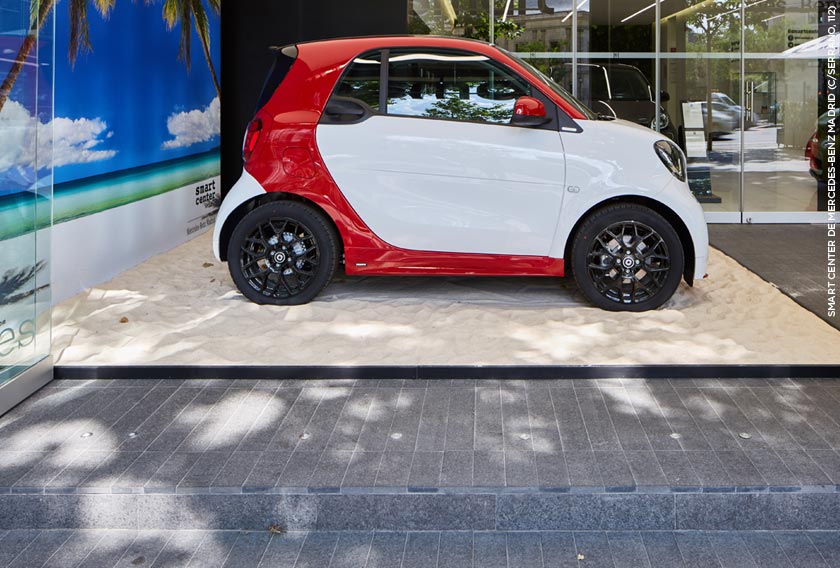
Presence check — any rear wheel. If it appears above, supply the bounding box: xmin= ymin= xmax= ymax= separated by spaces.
xmin=227 ymin=201 xmax=338 ymax=305
xmin=571 ymin=203 xmax=684 ymax=311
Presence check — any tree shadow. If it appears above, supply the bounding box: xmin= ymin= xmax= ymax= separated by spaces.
xmin=0 ymin=261 xmax=47 ymax=305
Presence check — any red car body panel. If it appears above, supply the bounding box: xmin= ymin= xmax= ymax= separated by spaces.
xmin=243 ymin=37 xmax=587 ymax=276
xmin=806 ymin=130 xmax=820 ymax=174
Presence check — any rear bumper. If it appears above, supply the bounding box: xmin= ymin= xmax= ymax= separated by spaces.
xmin=212 ymin=170 xmax=267 ymax=261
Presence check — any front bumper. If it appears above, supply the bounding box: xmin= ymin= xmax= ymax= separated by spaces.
xmin=658 ymin=176 xmax=709 ymax=284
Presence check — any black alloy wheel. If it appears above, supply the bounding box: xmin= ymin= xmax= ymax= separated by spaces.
xmin=571 ymin=203 xmax=684 ymax=311
xmin=227 ymin=201 xmax=338 ymax=305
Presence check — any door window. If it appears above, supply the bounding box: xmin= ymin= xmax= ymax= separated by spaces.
xmin=333 ymin=51 xmax=382 ymax=110
xmin=386 ymin=50 xmax=532 ymax=125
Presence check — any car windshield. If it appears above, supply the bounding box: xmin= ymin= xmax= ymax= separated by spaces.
xmin=714 ymin=93 xmax=737 ymax=107
xmin=607 ymin=67 xmax=652 ymax=101
xmin=497 ymin=47 xmax=597 ymax=119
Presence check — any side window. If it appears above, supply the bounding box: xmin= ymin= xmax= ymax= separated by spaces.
xmin=576 ymin=66 xmax=608 ymax=105
xmin=386 ymin=50 xmax=531 ymax=125
xmin=334 ymin=51 xmax=382 ymax=110
xmin=550 ymin=64 xmax=573 ymax=93
xmin=591 ymin=68 xmax=610 ymax=101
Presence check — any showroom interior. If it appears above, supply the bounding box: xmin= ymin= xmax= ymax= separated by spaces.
xmin=0 ymin=0 xmax=839 ymax=566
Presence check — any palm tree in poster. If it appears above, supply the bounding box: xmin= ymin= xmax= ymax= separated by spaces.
xmin=0 ymin=0 xmax=116 ymax=113
xmin=157 ymin=0 xmax=221 ymax=100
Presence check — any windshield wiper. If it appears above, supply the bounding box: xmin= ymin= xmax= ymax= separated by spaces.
xmin=596 ymin=113 xmax=616 ymax=121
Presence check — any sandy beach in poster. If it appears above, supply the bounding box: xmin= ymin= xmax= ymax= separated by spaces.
xmin=0 ymin=151 xmax=220 ymax=241
xmin=51 ymin=231 xmax=840 ymax=367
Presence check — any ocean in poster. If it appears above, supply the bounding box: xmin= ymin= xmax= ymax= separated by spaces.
xmin=0 ymin=150 xmax=220 ymax=241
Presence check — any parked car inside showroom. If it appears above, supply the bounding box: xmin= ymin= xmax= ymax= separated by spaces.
xmin=805 ymin=111 xmax=832 ymax=210
xmin=549 ymin=62 xmax=678 ymax=142
xmin=711 ymin=91 xmax=754 ymax=129
xmin=699 ymin=101 xmax=739 ymax=138
xmin=213 ymin=36 xmax=708 ymax=311
xmin=806 ymin=111 xmax=831 ymax=183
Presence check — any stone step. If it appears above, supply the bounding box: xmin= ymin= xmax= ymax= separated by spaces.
xmin=3 ymin=378 xmax=840 ymax=533
xmin=2 ymin=490 xmax=840 ymax=532
xmin=2 ymin=529 xmax=840 ymax=567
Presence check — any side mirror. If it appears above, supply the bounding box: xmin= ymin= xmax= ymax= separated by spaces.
xmin=511 ymin=96 xmax=551 ymax=127
xmin=660 ymin=90 xmax=671 ymax=103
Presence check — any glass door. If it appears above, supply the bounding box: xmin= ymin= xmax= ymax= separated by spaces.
xmin=0 ymin=0 xmax=54 ymax=415
xmin=460 ymin=0 xmax=829 ymax=224
xmin=660 ymin=0 xmax=743 ymax=223
xmin=742 ymin=1 xmax=824 ymax=223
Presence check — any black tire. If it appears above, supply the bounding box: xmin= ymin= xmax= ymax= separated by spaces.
xmin=227 ymin=201 xmax=339 ymax=305
xmin=571 ymin=203 xmax=684 ymax=312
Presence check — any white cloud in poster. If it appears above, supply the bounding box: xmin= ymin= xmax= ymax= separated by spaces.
xmin=50 ymin=116 xmax=118 ymax=167
xmin=162 ymin=97 xmax=220 ymax=150
xmin=0 ymin=100 xmax=117 ymax=171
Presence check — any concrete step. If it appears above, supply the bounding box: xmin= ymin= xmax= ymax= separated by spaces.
xmin=2 ymin=529 xmax=840 ymax=567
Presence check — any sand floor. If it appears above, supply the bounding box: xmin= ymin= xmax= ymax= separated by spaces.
xmin=52 ymin=231 xmax=840 ymax=366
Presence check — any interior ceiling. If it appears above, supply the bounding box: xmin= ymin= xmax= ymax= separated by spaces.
xmin=584 ymin=2 xmax=685 ymax=25
xmin=517 ymin=0 xmax=698 ymax=25
xmin=523 ymin=1 xmax=782 ymax=26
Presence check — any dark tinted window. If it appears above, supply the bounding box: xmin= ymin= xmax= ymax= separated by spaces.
xmin=386 ymin=49 xmax=531 ymax=125
xmin=574 ymin=66 xmax=609 ymax=104
xmin=608 ymin=67 xmax=652 ymax=101
xmin=257 ymin=46 xmax=297 ymax=111
xmin=334 ymin=51 xmax=382 ymax=110
xmin=589 ymin=68 xmax=609 ymax=100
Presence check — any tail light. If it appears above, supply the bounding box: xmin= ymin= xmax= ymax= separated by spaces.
xmin=805 ymin=131 xmax=817 ymax=159
xmin=243 ymin=118 xmax=263 ymax=162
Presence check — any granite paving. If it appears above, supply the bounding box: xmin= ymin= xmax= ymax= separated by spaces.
xmin=1 ymin=529 xmax=839 ymax=567
xmin=3 ymin=379 xmax=840 ymax=537
xmin=709 ymin=224 xmax=837 ymax=330
xmin=3 ymin=378 xmax=840 ymax=496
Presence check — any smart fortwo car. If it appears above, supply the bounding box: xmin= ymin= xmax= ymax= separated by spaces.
xmin=213 ymin=37 xmax=709 ymax=312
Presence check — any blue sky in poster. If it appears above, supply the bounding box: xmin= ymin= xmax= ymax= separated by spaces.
xmin=53 ymin=1 xmax=221 ymax=184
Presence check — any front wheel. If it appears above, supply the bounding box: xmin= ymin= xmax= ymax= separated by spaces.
xmin=571 ymin=203 xmax=684 ymax=312
xmin=227 ymin=201 xmax=339 ymax=305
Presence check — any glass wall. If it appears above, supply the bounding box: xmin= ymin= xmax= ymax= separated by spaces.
xmin=577 ymin=1 xmax=663 ymax=155
xmin=662 ymin=0 xmax=743 ymax=221
xmin=742 ymin=1 xmax=821 ymax=221
xmin=407 ymin=0 xmax=826 ymax=223
xmin=0 ymin=0 xmax=54 ymax=409
xmin=409 ymin=0 xmax=491 ymax=39
xmin=495 ymin=0 xmax=573 ymax=80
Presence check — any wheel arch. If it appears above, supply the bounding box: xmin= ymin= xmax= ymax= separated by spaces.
xmin=563 ymin=195 xmax=696 ymax=285
xmin=218 ymin=192 xmax=344 ymax=262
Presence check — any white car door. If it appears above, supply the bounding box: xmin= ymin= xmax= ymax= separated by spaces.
xmin=316 ymin=49 xmax=567 ymax=257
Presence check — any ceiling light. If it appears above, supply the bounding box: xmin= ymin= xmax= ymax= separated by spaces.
xmin=562 ymin=0 xmax=589 ymax=23
xmin=711 ymin=0 xmax=768 ymax=21
xmin=620 ymin=0 xmax=664 ymax=24
xmin=502 ymin=0 xmax=513 ymax=21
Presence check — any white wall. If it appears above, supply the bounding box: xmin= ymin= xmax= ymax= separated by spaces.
xmin=52 ymin=176 xmax=219 ymax=304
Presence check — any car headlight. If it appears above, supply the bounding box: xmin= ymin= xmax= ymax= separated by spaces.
xmin=651 ymin=107 xmax=670 ymax=130
xmin=654 ymin=139 xmax=686 ymax=182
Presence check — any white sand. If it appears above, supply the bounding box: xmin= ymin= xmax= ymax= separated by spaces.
xmin=52 ymin=231 xmax=840 ymax=366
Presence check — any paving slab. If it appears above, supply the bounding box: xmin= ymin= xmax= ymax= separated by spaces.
xmin=2 ymin=378 xmax=840 ymax=537
xmin=4 ymin=530 xmax=837 ymax=567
